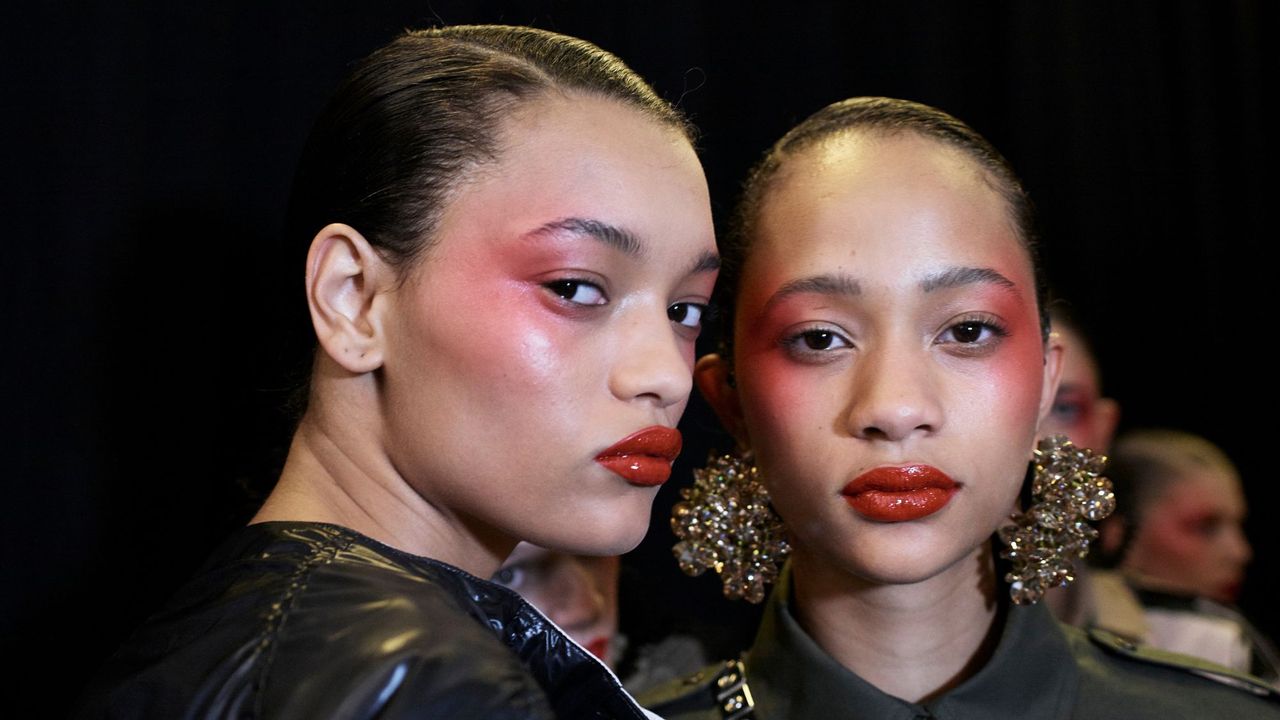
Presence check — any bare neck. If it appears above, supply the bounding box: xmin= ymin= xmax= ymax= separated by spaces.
xmin=252 ymin=385 xmax=511 ymax=578
xmin=789 ymin=544 xmax=1002 ymax=704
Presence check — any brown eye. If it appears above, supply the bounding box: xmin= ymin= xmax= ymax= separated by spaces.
xmin=951 ymin=322 xmax=984 ymax=343
xmin=803 ymin=331 xmax=839 ymax=350
xmin=543 ymin=279 xmax=607 ymax=305
xmin=668 ymin=302 xmax=706 ymax=329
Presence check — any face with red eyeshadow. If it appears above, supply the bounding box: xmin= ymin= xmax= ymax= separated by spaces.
xmin=700 ymin=132 xmax=1060 ymax=589
xmin=1123 ymin=467 xmax=1251 ymax=604
xmin=379 ymin=93 xmax=717 ymax=556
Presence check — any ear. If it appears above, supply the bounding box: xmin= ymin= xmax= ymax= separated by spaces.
xmin=1093 ymin=397 xmax=1121 ymax=453
xmin=1036 ymin=336 xmax=1065 ymax=430
xmin=695 ymin=354 xmax=751 ymax=451
xmin=305 ymin=223 xmax=394 ymax=374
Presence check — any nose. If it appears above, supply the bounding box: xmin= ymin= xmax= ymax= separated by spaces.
xmin=608 ymin=305 xmax=693 ymax=409
xmin=843 ymin=342 xmax=942 ymax=442
xmin=1225 ymin=524 xmax=1253 ymax=566
xmin=542 ymin=560 xmax=605 ymax=633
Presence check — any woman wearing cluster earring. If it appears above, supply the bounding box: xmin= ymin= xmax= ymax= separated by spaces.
xmin=646 ymin=98 xmax=1279 ymax=719
xmin=79 ymin=25 xmax=718 ymax=720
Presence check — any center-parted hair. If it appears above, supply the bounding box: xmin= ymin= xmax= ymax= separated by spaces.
xmin=715 ymin=97 xmax=1048 ymax=361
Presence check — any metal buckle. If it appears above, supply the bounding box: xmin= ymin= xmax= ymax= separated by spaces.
xmin=712 ymin=659 xmax=756 ymax=720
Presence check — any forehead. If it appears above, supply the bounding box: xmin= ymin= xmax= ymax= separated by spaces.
xmin=1055 ymin=325 xmax=1101 ymax=388
xmin=427 ymin=91 xmax=712 ymax=255
xmin=747 ymin=132 xmax=1030 ymax=283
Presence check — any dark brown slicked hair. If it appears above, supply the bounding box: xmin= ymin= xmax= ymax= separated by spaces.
xmin=714 ymin=97 xmax=1049 ymax=363
xmin=285 ymin=24 xmax=694 ymax=273
xmin=284 ymin=25 xmax=694 ymax=413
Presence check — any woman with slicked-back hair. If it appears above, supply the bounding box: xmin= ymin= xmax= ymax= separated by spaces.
xmin=79 ymin=25 xmax=718 ymax=720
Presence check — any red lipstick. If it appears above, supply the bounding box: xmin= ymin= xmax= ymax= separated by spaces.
xmin=596 ymin=426 xmax=682 ymax=487
xmin=585 ymin=636 xmax=610 ymax=661
xmin=842 ymin=465 xmax=957 ymax=522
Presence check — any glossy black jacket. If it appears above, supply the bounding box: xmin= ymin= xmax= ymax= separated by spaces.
xmin=78 ymin=522 xmax=653 ymax=719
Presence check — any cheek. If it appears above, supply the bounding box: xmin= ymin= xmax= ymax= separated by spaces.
xmin=737 ymin=355 xmax=832 ymax=461
xmin=1140 ymin=518 xmax=1212 ymax=565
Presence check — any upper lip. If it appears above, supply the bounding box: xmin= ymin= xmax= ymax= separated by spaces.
xmin=842 ymin=464 xmax=956 ymax=495
xmin=596 ymin=426 xmax=682 ymax=461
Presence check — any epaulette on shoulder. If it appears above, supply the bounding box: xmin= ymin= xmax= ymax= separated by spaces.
xmin=1088 ymin=628 xmax=1280 ymax=702
xmin=639 ymin=660 xmax=756 ymax=719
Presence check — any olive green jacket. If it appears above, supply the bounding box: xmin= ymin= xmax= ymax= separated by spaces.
xmin=642 ymin=570 xmax=1279 ymax=719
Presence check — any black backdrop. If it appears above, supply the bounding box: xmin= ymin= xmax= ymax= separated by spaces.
xmin=4 ymin=2 xmax=1276 ymax=713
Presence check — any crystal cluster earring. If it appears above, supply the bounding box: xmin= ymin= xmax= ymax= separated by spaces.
xmin=999 ymin=434 xmax=1115 ymax=605
xmin=671 ymin=452 xmax=790 ymax=604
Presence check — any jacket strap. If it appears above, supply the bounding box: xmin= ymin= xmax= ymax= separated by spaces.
xmin=711 ymin=659 xmax=756 ymax=719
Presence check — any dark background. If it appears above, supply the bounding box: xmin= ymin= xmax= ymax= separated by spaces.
xmin=4 ymin=2 xmax=1275 ymax=714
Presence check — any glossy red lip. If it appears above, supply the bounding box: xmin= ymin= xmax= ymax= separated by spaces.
xmin=596 ymin=426 xmax=682 ymax=487
xmin=1216 ymin=580 xmax=1243 ymax=604
xmin=585 ymin=636 xmax=610 ymax=661
xmin=842 ymin=464 xmax=957 ymax=522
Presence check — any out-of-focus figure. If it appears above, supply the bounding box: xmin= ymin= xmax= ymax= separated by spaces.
xmin=1039 ymin=306 xmax=1142 ymax=632
xmin=1104 ymin=429 xmax=1278 ymax=681
xmin=495 ymin=544 xmax=623 ymax=665
xmin=494 ymin=544 xmax=708 ymax=692
xmin=1040 ymin=307 xmax=1120 ymax=452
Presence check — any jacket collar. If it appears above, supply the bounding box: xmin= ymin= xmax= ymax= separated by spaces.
xmin=744 ymin=564 xmax=1079 ymax=719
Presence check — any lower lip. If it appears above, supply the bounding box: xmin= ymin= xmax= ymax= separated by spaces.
xmin=844 ymin=488 xmax=955 ymax=522
xmin=595 ymin=426 xmax=681 ymax=487
xmin=595 ymin=455 xmax=673 ymax=486
xmin=842 ymin=465 xmax=957 ymax=522
xmin=1216 ymin=581 xmax=1242 ymax=603
xmin=585 ymin=637 xmax=610 ymax=661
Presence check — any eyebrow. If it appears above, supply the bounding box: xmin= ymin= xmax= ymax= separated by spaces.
xmin=533 ymin=216 xmax=720 ymax=276
xmin=762 ymin=265 xmax=1017 ymax=312
xmin=535 ymin=217 xmax=643 ymax=257
xmin=919 ymin=266 xmax=1017 ymax=293
xmin=762 ymin=273 xmax=861 ymax=313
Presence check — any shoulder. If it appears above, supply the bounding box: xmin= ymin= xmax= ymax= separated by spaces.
xmin=639 ymin=660 xmax=749 ymax=720
xmin=1065 ymin=625 xmax=1280 ymax=718
xmin=259 ymin=527 xmax=559 ymax=718
xmin=78 ymin=523 xmax=558 ymax=720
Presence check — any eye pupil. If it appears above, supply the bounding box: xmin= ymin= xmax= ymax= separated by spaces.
xmin=549 ymin=280 xmax=578 ymax=299
xmin=953 ymin=323 xmax=983 ymax=343
xmin=804 ymin=331 xmax=834 ymax=350
xmin=668 ymin=304 xmax=688 ymax=322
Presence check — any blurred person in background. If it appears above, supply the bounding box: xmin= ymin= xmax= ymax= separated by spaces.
xmin=494 ymin=544 xmax=708 ymax=693
xmin=1103 ymin=429 xmax=1279 ymax=682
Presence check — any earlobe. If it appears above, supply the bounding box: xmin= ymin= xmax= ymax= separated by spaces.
xmin=305 ymin=223 xmax=392 ymax=374
xmin=694 ymin=354 xmax=751 ymax=450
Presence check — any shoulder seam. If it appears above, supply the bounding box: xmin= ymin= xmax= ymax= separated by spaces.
xmin=250 ymin=529 xmax=351 ymax=715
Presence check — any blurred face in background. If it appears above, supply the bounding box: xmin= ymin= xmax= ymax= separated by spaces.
xmin=1039 ymin=322 xmax=1119 ymax=452
xmin=493 ymin=543 xmax=621 ymax=665
xmin=1123 ymin=465 xmax=1252 ymax=604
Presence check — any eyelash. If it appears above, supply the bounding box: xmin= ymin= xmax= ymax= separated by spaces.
xmin=543 ymin=279 xmax=607 ymax=306
xmin=780 ymin=325 xmax=853 ymax=362
xmin=780 ymin=315 xmax=1010 ymax=362
xmin=934 ymin=315 xmax=1009 ymax=354
xmin=542 ymin=278 xmax=709 ymax=333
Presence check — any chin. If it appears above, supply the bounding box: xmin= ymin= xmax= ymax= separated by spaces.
xmin=834 ymin=535 xmax=987 ymax=588
xmin=538 ymin=513 xmax=650 ymax=557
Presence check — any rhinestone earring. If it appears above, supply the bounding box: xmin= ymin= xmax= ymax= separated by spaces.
xmin=671 ymin=452 xmax=790 ymax=604
xmin=998 ymin=434 xmax=1115 ymax=604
